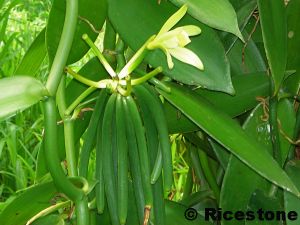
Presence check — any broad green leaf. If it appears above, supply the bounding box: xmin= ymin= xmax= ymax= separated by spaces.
xmin=32 ymin=214 xmax=64 ymax=225
xmin=0 ymin=182 xmax=56 ymax=225
xmin=220 ymin=105 xmax=271 ymax=225
xmin=257 ymin=0 xmax=287 ymax=94
xmin=227 ymin=31 xmax=266 ymax=76
xmin=169 ymin=0 xmax=243 ymax=40
xmin=220 ymin=0 xmax=257 ymax=52
xmin=158 ymin=82 xmax=300 ymax=196
xmin=246 ymin=189 xmax=283 ymax=225
xmin=46 ymin=0 xmax=107 ymax=64
xmin=165 ymin=73 xmax=269 ymax=133
xmin=283 ymin=0 xmax=300 ymax=95
xmin=284 ymin=160 xmax=300 ymax=224
xmin=108 ymin=0 xmax=233 ymax=93
xmin=14 ymin=29 xmax=47 ymax=76
xmin=165 ymin=200 xmax=213 ymax=225
xmin=0 ymin=76 xmax=48 ymax=121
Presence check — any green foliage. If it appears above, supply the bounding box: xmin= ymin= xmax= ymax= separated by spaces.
xmin=0 ymin=0 xmax=300 ymax=224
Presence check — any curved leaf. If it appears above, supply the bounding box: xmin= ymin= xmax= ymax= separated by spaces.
xmin=0 ymin=182 xmax=56 ymax=225
xmin=158 ymin=82 xmax=299 ymax=196
xmin=257 ymin=0 xmax=287 ymax=94
xmin=0 ymin=76 xmax=48 ymax=121
xmin=108 ymin=0 xmax=233 ymax=93
xmin=169 ymin=0 xmax=243 ymax=40
xmin=284 ymin=160 xmax=300 ymax=225
xmin=14 ymin=29 xmax=47 ymax=76
xmin=283 ymin=0 xmax=300 ymax=95
xmin=165 ymin=73 xmax=269 ymax=133
xmin=46 ymin=0 xmax=107 ymax=65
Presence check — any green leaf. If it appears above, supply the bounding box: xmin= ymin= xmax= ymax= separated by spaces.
xmin=220 ymin=105 xmax=272 ymax=225
xmin=0 ymin=182 xmax=56 ymax=225
xmin=220 ymin=0 xmax=257 ymax=52
xmin=165 ymin=200 xmax=213 ymax=225
xmin=284 ymin=160 xmax=300 ymax=224
xmin=0 ymin=76 xmax=48 ymax=121
xmin=158 ymin=82 xmax=300 ymax=196
xmin=46 ymin=0 xmax=107 ymax=65
xmin=227 ymin=31 xmax=266 ymax=76
xmin=165 ymin=73 xmax=269 ymax=134
xmin=257 ymin=0 xmax=287 ymax=94
xmin=14 ymin=29 xmax=47 ymax=76
xmin=32 ymin=214 xmax=64 ymax=225
xmin=283 ymin=0 xmax=300 ymax=95
xmin=246 ymin=189 xmax=283 ymax=225
xmin=108 ymin=0 xmax=233 ymax=93
xmin=169 ymin=0 xmax=243 ymax=40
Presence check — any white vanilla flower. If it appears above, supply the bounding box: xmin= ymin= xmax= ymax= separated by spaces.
xmin=147 ymin=5 xmax=204 ymax=70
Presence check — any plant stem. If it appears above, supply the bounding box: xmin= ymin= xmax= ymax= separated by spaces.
xmin=65 ymin=86 xmax=96 ymax=116
xmin=46 ymin=0 xmax=78 ymax=96
xmin=56 ymin=77 xmax=77 ymax=177
xmin=65 ymin=67 xmax=100 ymax=88
xmin=64 ymin=118 xmax=77 ymax=177
xmin=118 ymin=35 xmax=155 ymax=79
xmin=83 ymin=33 xmax=116 ymax=77
xmin=198 ymin=149 xmax=220 ymax=203
xmin=131 ymin=67 xmax=162 ymax=85
xmin=42 ymin=97 xmax=83 ymax=200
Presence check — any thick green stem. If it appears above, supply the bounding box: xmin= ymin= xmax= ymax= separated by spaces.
xmin=46 ymin=0 xmax=78 ymax=96
xmin=198 ymin=149 xmax=220 ymax=203
xmin=75 ymin=197 xmax=89 ymax=225
xmin=64 ymin=118 xmax=77 ymax=177
xmin=56 ymin=78 xmax=77 ymax=177
xmin=286 ymin=103 xmax=300 ymax=161
xmin=42 ymin=97 xmax=83 ymax=201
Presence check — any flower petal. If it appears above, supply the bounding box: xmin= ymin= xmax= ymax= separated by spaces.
xmin=169 ymin=47 xmax=204 ymax=70
xmin=160 ymin=46 xmax=174 ymax=69
xmin=157 ymin=4 xmax=187 ymax=36
xmin=174 ymin=25 xmax=201 ymax=36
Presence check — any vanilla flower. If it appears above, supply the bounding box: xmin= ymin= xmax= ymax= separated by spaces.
xmin=147 ymin=5 xmax=204 ymax=70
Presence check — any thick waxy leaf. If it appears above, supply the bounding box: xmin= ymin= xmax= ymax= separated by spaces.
xmin=284 ymin=160 xmax=300 ymax=225
xmin=283 ymin=0 xmax=300 ymax=95
xmin=14 ymin=29 xmax=47 ymax=76
xmin=108 ymin=0 xmax=233 ymax=93
xmin=257 ymin=0 xmax=287 ymax=94
xmin=169 ymin=0 xmax=243 ymax=40
xmin=31 ymin=214 xmax=64 ymax=225
xmin=220 ymin=105 xmax=271 ymax=225
xmin=165 ymin=73 xmax=269 ymax=133
xmin=220 ymin=0 xmax=257 ymax=52
xmin=46 ymin=0 xmax=107 ymax=64
xmin=158 ymin=82 xmax=299 ymax=196
xmin=0 ymin=76 xmax=48 ymax=121
xmin=227 ymin=32 xmax=266 ymax=76
xmin=246 ymin=189 xmax=283 ymax=225
xmin=0 ymin=182 xmax=56 ymax=225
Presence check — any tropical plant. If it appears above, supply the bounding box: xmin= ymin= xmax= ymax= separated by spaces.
xmin=0 ymin=0 xmax=300 ymax=225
